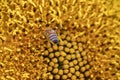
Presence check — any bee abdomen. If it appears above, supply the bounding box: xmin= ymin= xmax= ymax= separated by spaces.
xmin=49 ymin=34 xmax=59 ymax=44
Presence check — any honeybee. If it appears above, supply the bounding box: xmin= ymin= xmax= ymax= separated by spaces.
xmin=43 ymin=27 xmax=59 ymax=44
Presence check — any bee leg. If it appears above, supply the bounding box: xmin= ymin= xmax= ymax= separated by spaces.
xmin=57 ymin=32 xmax=62 ymax=42
xmin=50 ymin=41 xmax=55 ymax=45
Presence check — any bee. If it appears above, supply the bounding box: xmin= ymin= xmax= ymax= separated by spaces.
xmin=43 ymin=28 xmax=59 ymax=44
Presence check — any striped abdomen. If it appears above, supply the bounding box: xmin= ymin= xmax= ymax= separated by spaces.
xmin=49 ymin=31 xmax=59 ymax=44
xmin=44 ymin=28 xmax=59 ymax=44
